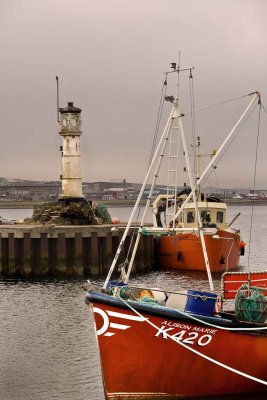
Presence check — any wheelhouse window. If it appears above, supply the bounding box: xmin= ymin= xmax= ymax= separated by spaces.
xmin=216 ymin=211 xmax=224 ymax=223
xmin=201 ymin=210 xmax=211 ymax=223
xmin=187 ymin=211 xmax=195 ymax=223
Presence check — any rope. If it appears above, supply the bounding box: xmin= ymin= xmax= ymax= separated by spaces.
xmin=169 ymin=304 xmax=267 ymax=332
xmin=90 ymin=281 xmax=267 ymax=331
xmin=113 ymin=290 xmax=267 ymax=332
xmin=115 ymin=294 xmax=267 ymax=386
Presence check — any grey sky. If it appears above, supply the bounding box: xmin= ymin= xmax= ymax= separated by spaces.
xmin=1 ymin=0 xmax=267 ymax=189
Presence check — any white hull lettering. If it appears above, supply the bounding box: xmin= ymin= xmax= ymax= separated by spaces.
xmin=155 ymin=326 xmax=214 ymax=347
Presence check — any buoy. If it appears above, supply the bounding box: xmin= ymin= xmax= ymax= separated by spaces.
xmin=240 ymin=240 xmax=246 ymax=256
xmin=111 ymin=217 xmax=120 ymax=224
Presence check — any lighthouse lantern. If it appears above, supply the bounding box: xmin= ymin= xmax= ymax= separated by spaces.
xmin=60 ymin=102 xmax=82 ymax=134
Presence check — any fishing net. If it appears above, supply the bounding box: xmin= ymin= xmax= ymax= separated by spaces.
xmin=94 ymin=203 xmax=111 ymax=223
xmin=138 ymin=296 xmax=161 ymax=306
xmin=235 ymin=283 xmax=267 ymax=323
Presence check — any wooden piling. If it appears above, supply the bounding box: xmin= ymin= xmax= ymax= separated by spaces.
xmin=24 ymin=233 xmax=32 ymax=276
xmin=8 ymin=233 xmax=16 ymax=276
xmin=74 ymin=232 xmax=83 ymax=276
xmin=40 ymin=233 xmax=49 ymax=275
xmin=90 ymin=231 xmax=99 ymax=275
xmin=0 ymin=224 xmax=156 ymax=278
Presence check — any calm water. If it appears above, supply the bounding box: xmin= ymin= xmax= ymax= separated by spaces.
xmin=0 ymin=205 xmax=266 ymax=399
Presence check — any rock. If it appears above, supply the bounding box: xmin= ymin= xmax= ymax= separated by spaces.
xmin=24 ymin=199 xmax=111 ymax=226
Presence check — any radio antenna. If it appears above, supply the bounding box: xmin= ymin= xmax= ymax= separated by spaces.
xmin=56 ymin=76 xmax=60 ymax=122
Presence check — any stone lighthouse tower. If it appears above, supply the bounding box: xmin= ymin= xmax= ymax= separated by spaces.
xmin=25 ymin=98 xmax=109 ymax=225
xmin=58 ymin=102 xmax=84 ymax=201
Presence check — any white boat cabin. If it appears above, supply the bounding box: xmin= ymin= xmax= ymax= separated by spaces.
xmin=152 ymin=194 xmax=228 ymax=231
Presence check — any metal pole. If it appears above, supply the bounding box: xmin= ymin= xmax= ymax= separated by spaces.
xmin=56 ymin=76 xmax=60 ymax=123
xmin=125 ymin=108 xmax=177 ymax=283
xmin=178 ymin=110 xmax=214 ymax=290
xmin=103 ymin=105 xmax=177 ymax=290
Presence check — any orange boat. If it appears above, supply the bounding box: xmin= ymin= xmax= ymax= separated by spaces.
xmin=154 ymin=192 xmax=245 ymax=272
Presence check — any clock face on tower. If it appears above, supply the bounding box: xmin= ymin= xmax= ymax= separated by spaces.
xmin=61 ymin=113 xmax=80 ymax=132
xmin=69 ymin=113 xmax=80 ymax=131
xmin=70 ymin=115 xmax=78 ymax=128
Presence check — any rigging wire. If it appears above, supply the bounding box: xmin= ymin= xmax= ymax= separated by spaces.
xmin=148 ymin=75 xmax=168 ymax=167
xmin=247 ymin=102 xmax=262 ymax=268
xmin=122 ymin=76 xmax=169 ymax=274
xmin=198 ymin=102 xmax=258 ymax=187
xmin=183 ymin=93 xmax=256 ymax=116
xmin=261 ymin=103 xmax=267 ymax=114
xmin=200 ymin=156 xmax=221 ymax=197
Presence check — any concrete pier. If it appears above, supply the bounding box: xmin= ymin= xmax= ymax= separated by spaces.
xmin=0 ymin=225 xmax=156 ymax=277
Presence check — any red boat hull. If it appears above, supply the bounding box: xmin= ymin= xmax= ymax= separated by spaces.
xmin=87 ymin=292 xmax=267 ymax=399
xmin=158 ymin=230 xmax=241 ymax=272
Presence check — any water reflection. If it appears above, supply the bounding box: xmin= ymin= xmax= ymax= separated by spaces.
xmin=0 ymin=279 xmax=105 ymax=400
xmin=0 ymin=204 xmax=266 ymax=399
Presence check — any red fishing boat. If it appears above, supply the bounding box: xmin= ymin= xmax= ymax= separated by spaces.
xmin=84 ymin=64 xmax=267 ymax=398
xmin=154 ymin=191 xmax=244 ymax=272
xmin=85 ymin=271 xmax=267 ymax=399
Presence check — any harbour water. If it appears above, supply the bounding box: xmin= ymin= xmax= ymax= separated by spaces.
xmin=0 ymin=205 xmax=266 ymax=399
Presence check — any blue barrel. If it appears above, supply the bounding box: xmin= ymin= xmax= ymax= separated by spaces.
xmin=185 ymin=290 xmax=217 ymax=316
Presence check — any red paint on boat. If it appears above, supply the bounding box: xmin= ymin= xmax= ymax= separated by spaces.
xmin=158 ymin=230 xmax=241 ymax=272
xmin=89 ymin=300 xmax=267 ymax=399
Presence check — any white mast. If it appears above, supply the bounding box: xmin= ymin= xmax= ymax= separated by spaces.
xmin=102 ymin=106 xmax=177 ymax=290
xmin=172 ymin=92 xmax=260 ymax=223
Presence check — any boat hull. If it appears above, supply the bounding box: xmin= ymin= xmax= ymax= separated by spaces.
xmin=157 ymin=230 xmax=241 ymax=272
xmin=87 ymin=291 xmax=267 ymax=399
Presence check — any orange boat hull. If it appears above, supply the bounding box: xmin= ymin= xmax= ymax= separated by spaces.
xmin=157 ymin=230 xmax=241 ymax=272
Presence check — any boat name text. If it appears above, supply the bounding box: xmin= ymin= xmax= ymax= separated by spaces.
xmin=161 ymin=321 xmax=217 ymax=334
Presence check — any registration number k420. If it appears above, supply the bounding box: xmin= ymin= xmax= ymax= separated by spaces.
xmin=155 ymin=326 xmax=214 ymax=347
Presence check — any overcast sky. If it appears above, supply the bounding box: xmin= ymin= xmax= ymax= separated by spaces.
xmin=1 ymin=0 xmax=267 ymax=189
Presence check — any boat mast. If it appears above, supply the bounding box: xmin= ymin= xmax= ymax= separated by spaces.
xmin=124 ymin=111 xmax=176 ymax=282
xmin=103 ymin=64 xmax=194 ymax=290
xmin=172 ymin=92 xmax=260 ymax=222
xmin=124 ymin=63 xmax=192 ymax=283
xmin=102 ymin=105 xmax=177 ymax=290
xmin=162 ymin=66 xmax=214 ymax=290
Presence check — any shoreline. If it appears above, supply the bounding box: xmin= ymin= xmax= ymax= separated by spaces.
xmin=0 ymin=200 xmax=139 ymax=209
xmin=0 ymin=199 xmax=267 ymax=209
